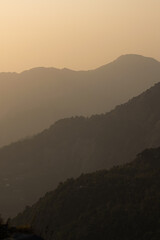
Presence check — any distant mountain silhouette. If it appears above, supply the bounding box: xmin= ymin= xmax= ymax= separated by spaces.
xmin=0 ymin=81 xmax=160 ymax=218
xmin=12 ymin=147 xmax=160 ymax=240
xmin=0 ymin=54 xmax=160 ymax=146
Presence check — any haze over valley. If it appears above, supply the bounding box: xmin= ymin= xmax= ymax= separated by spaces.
xmin=0 ymin=78 xmax=160 ymax=218
xmin=0 ymin=54 xmax=160 ymax=147
xmin=0 ymin=1 xmax=160 ymax=239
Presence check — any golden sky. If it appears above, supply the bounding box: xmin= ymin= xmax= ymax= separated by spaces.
xmin=0 ymin=0 xmax=160 ymax=72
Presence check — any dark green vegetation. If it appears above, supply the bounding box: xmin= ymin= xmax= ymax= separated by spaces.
xmin=0 ymin=54 xmax=160 ymax=147
xmin=1 ymin=81 xmax=160 ymax=218
xmin=12 ymin=147 xmax=160 ymax=240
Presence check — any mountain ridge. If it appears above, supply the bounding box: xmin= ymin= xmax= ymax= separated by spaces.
xmin=0 ymin=80 xmax=160 ymax=217
xmin=0 ymin=54 xmax=160 ymax=147
xmin=12 ymin=146 xmax=160 ymax=240
xmin=1 ymin=54 xmax=159 ymax=74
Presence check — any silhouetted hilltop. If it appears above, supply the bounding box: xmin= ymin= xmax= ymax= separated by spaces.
xmin=0 ymin=54 xmax=160 ymax=146
xmin=115 ymin=54 xmax=159 ymax=64
xmin=12 ymin=147 xmax=160 ymax=240
xmin=0 ymin=81 xmax=160 ymax=218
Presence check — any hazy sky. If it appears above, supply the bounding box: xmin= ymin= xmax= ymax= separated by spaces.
xmin=0 ymin=0 xmax=160 ymax=72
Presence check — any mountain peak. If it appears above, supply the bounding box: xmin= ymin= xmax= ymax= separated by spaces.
xmin=95 ymin=54 xmax=160 ymax=72
xmin=115 ymin=54 xmax=159 ymax=64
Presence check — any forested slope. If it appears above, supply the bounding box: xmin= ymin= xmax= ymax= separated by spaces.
xmin=0 ymin=81 xmax=160 ymax=217
xmin=12 ymin=147 xmax=160 ymax=240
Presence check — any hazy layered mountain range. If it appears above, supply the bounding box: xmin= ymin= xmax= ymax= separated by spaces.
xmin=12 ymin=147 xmax=160 ymax=240
xmin=0 ymin=54 xmax=160 ymax=147
xmin=1 ymin=79 xmax=160 ymax=218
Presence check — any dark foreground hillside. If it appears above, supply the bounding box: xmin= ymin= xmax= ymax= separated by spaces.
xmin=1 ymin=81 xmax=160 ymax=218
xmin=12 ymin=147 xmax=160 ymax=240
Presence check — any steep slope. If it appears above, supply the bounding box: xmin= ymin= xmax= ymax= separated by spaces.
xmin=12 ymin=147 xmax=160 ymax=240
xmin=1 ymin=81 xmax=160 ymax=218
xmin=0 ymin=54 xmax=160 ymax=146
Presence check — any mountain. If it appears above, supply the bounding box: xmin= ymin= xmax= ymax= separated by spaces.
xmin=12 ymin=147 xmax=160 ymax=240
xmin=0 ymin=54 xmax=160 ymax=147
xmin=1 ymin=81 xmax=160 ymax=218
